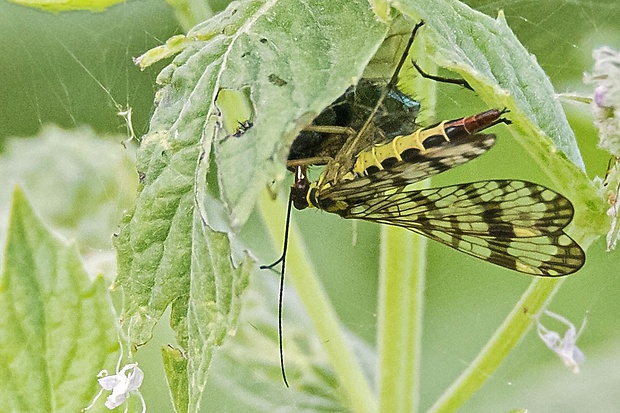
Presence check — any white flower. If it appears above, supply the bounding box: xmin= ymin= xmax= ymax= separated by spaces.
xmin=84 ymin=362 xmax=146 ymax=413
xmin=535 ymin=310 xmax=586 ymax=373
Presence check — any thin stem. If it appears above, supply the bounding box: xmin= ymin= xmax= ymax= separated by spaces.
xmin=427 ymin=231 xmax=596 ymax=413
xmin=377 ymin=227 xmax=426 ymax=413
xmin=376 ymin=26 xmax=436 ymax=413
xmin=426 ymin=276 xmax=564 ymax=413
xmin=425 ymin=230 xmax=595 ymax=413
xmin=259 ymin=191 xmax=377 ymax=413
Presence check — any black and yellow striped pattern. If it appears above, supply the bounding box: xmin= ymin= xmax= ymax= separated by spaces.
xmin=293 ymin=109 xmax=585 ymax=276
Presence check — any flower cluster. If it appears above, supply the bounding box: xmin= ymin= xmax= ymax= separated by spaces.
xmin=585 ymin=47 xmax=620 ymax=157
xmin=584 ymin=47 xmax=620 ymax=250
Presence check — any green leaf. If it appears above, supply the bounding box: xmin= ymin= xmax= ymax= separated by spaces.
xmin=6 ymin=0 xmax=124 ymax=12
xmin=212 ymin=0 xmax=386 ymax=226
xmin=115 ymin=192 xmax=252 ymax=410
xmin=0 ymin=187 xmax=119 ymax=412
xmin=397 ymin=2 xmax=584 ymax=165
xmin=117 ymin=1 xmax=608 ymax=412
xmin=153 ymin=0 xmax=387 ymax=229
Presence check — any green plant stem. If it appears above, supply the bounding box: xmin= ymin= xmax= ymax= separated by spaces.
xmin=426 ymin=277 xmax=563 ymax=413
xmin=375 ymin=31 xmax=435 ymax=413
xmin=427 ymin=232 xmax=596 ymax=413
xmin=164 ymin=0 xmax=212 ymax=32
xmin=259 ymin=191 xmax=377 ymax=413
xmin=377 ymin=227 xmax=426 ymax=413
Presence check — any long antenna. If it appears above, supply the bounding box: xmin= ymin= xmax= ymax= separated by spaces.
xmin=277 ymin=192 xmax=293 ymax=388
xmin=260 ymin=190 xmax=294 ymax=387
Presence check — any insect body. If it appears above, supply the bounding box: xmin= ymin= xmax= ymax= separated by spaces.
xmin=288 ymin=78 xmax=420 ymax=167
xmin=290 ymin=108 xmax=584 ymax=276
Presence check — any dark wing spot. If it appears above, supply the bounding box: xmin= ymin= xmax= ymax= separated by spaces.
xmin=482 ymin=207 xmax=501 ymax=221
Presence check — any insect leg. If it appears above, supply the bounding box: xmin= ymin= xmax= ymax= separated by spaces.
xmin=303 ymin=125 xmax=356 ymax=135
xmin=410 ymin=59 xmax=474 ymax=91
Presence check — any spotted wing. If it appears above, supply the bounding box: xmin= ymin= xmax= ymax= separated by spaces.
xmin=330 ymin=179 xmax=585 ymax=276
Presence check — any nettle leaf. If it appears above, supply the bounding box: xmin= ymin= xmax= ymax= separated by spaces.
xmin=393 ymin=0 xmax=606 ymax=235
xmin=0 ymin=188 xmax=119 ymax=413
xmin=114 ymin=0 xmax=385 ymax=410
xmin=211 ymin=1 xmax=387 ymax=226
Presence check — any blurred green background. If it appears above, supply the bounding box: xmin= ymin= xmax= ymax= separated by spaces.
xmin=1 ymin=0 xmax=619 ymax=412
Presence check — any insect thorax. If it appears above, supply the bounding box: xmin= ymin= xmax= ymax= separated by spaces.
xmin=288 ymin=79 xmax=420 ymax=165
